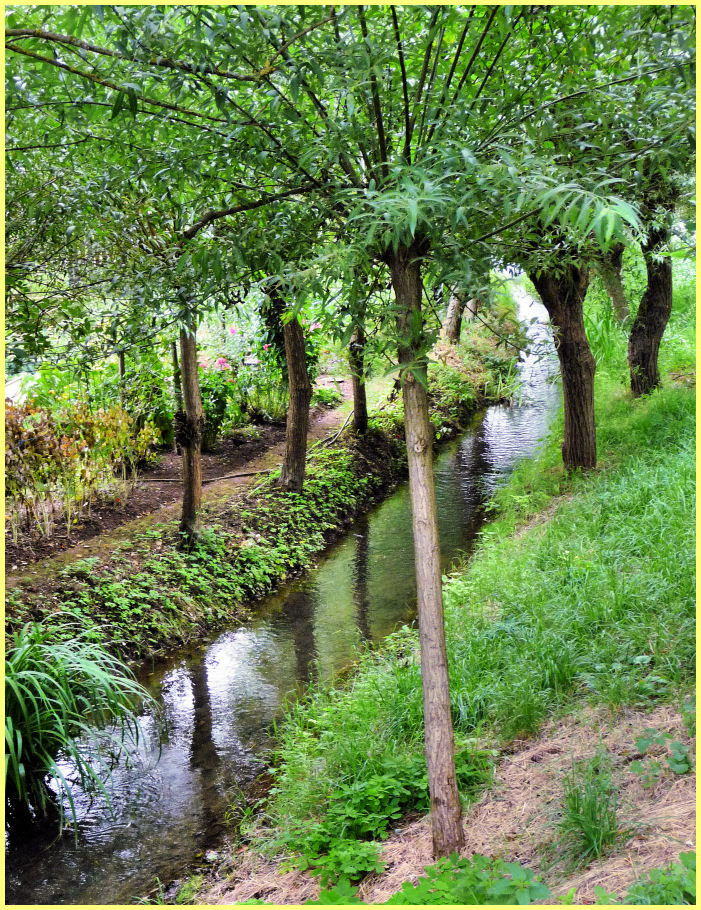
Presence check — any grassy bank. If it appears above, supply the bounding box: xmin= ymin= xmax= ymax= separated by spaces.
xmin=240 ymin=262 xmax=695 ymax=896
xmin=5 ymin=316 xmax=517 ymax=663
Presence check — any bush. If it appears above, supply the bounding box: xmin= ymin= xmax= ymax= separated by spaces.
xmin=5 ymin=621 xmax=150 ymax=828
xmin=198 ymin=363 xmax=237 ymax=450
xmin=5 ymin=399 xmax=157 ymax=540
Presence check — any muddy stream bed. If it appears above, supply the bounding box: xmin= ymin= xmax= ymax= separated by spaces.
xmin=6 ymin=286 xmax=559 ymax=904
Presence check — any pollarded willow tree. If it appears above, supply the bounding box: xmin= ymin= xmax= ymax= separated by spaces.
xmin=5 ymin=3 xmax=694 ymax=857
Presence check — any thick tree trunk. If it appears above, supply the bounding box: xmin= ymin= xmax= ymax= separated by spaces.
xmin=266 ymin=286 xmax=312 ymax=493
xmin=442 ymin=290 xmax=463 ymax=343
xmin=598 ymin=242 xmax=629 ymax=324
xmin=530 ymin=265 xmax=597 ymax=471
xmin=628 ymin=226 xmax=672 ymax=396
xmin=389 ymin=241 xmax=464 ymax=859
xmin=349 ymin=325 xmax=368 ymax=434
xmin=176 ymin=326 xmax=204 ymax=546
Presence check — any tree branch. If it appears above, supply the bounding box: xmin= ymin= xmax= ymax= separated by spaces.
xmin=5 ymin=43 xmax=229 ymax=124
xmin=390 ymin=6 xmax=412 ymax=163
xmin=181 ymin=183 xmax=319 ymax=241
xmin=357 ymin=5 xmax=389 ymax=180
xmin=5 ymin=27 xmax=260 ymax=81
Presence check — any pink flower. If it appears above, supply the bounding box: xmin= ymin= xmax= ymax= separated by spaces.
xmin=215 ymin=357 xmax=231 ymax=370
xmin=199 ymin=358 xmax=210 ymax=369
xmin=229 ymin=327 xmax=238 ymax=335
xmin=310 ymin=322 xmax=322 ymax=331
xmin=263 ymin=343 xmax=271 ymax=351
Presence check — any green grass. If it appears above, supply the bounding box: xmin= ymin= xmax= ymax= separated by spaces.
xmin=257 ymin=260 xmax=695 ymax=881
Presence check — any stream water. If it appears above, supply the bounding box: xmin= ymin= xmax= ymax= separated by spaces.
xmin=5 ymin=284 xmax=560 ymax=905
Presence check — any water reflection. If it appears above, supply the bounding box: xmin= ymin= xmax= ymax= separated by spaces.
xmin=6 ymin=282 xmax=560 ymax=904
xmin=352 ymin=515 xmax=372 ymax=645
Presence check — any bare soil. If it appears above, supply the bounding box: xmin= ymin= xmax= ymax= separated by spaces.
xmin=5 ymin=378 xmax=351 ymax=573
xmin=199 ymin=703 xmax=695 ymax=905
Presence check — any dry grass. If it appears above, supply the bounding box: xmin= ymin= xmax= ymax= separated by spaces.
xmin=199 ymin=703 xmax=695 ymax=905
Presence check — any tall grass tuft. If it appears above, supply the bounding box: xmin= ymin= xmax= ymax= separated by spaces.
xmin=5 ymin=621 xmax=149 ymax=828
xmin=558 ymin=750 xmax=624 ymax=866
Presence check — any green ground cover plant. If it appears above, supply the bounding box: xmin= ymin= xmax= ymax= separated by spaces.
xmin=594 ymin=852 xmax=696 ymax=905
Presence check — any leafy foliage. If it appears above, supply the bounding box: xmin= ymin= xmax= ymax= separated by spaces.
xmin=5 ymin=621 xmax=149 ymax=827
xmin=5 ymin=397 xmax=156 ymax=541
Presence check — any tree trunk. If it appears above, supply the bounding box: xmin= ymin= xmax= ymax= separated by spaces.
xmin=464 ymin=297 xmax=480 ymax=321
xmin=171 ymin=340 xmax=183 ymax=453
xmin=171 ymin=340 xmax=183 ymax=412
xmin=267 ymin=286 xmax=312 ymax=493
xmin=349 ymin=325 xmax=368 ymax=434
xmin=598 ymin=242 xmax=629 ymax=324
xmin=176 ymin=326 xmax=204 ymax=546
xmin=117 ymin=349 xmax=126 ymax=404
xmin=530 ymin=265 xmax=597 ymax=471
xmin=442 ymin=290 xmax=463 ymax=343
xmin=628 ymin=226 xmax=672 ymax=396
xmin=389 ymin=241 xmax=464 ymax=859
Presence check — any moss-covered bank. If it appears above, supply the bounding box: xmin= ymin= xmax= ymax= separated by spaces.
xmin=5 ymin=328 xmax=517 ymax=663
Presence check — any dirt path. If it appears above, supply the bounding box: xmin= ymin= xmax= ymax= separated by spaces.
xmin=5 ymin=378 xmax=352 ymax=584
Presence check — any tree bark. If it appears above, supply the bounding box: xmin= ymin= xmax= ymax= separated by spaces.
xmin=171 ymin=340 xmax=183 ymax=453
xmin=628 ymin=226 xmax=673 ymax=396
xmin=349 ymin=324 xmax=368 ymax=434
xmin=171 ymin=340 xmax=183 ymax=412
xmin=464 ymin=297 xmax=480 ymax=321
xmin=442 ymin=289 xmax=463 ymax=343
xmin=268 ymin=286 xmax=312 ymax=493
xmin=530 ymin=265 xmax=597 ymax=471
xmin=117 ymin=349 xmax=126 ymax=404
xmin=176 ymin=326 xmax=204 ymax=546
xmin=389 ymin=241 xmax=465 ymax=859
xmin=598 ymin=242 xmax=629 ymax=324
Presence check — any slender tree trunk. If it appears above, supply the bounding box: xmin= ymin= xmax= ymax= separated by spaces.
xmin=530 ymin=265 xmax=596 ymax=470
xmin=349 ymin=325 xmax=368 ymax=434
xmin=628 ymin=226 xmax=673 ymax=396
xmin=176 ymin=326 xmax=204 ymax=546
xmin=598 ymin=242 xmax=629 ymax=324
xmin=389 ymin=240 xmax=464 ymax=860
xmin=171 ymin=340 xmax=183 ymax=412
xmin=268 ymin=286 xmax=312 ymax=492
xmin=117 ymin=349 xmax=126 ymax=404
xmin=464 ymin=297 xmax=480 ymax=321
xmin=171 ymin=340 xmax=183 ymax=453
xmin=442 ymin=290 xmax=463 ymax=343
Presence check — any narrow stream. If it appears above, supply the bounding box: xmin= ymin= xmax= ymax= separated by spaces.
xmin=5 ymin=285 xmax=560 ymax=905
